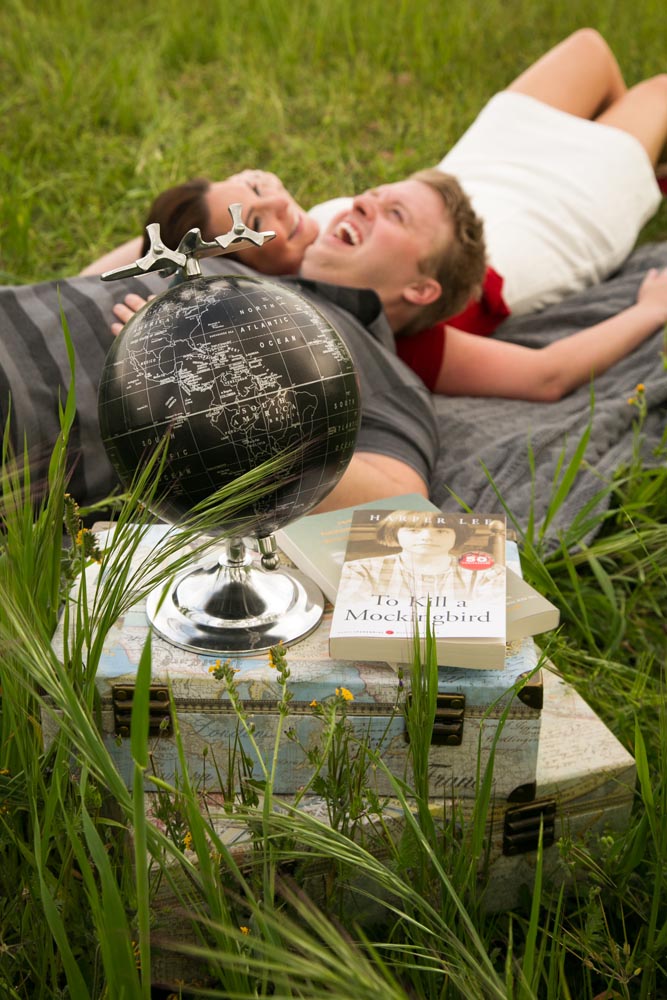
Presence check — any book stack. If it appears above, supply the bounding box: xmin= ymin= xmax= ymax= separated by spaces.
xmin=276 ymin=495 xmax=560 ymax=669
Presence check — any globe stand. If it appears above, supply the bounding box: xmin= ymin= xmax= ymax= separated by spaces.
xmin=145 ymin=535 xmax=325 ymax=655
xmin=100 ymin=205 xmax=359 ymax=655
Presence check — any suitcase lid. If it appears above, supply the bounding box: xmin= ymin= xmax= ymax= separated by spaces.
xmin=56 ymin=524 xmax=543 ymax=718
xmin=91 ymin=607 xmax=543 ymax=720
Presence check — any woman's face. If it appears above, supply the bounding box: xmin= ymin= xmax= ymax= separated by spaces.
xmin=396 ymin=525 xmax=457 ymax=555
xmin=206 ymin=170 xmax=319 ymax=275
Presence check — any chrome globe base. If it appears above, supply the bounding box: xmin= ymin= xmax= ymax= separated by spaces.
xmin=146 ymin=535 xmax=324 ymax=655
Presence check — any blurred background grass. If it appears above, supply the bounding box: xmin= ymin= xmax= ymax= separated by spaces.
xmin=1 ymin=0 xmax=666 ymax=282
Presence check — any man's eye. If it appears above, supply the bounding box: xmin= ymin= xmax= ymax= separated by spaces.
xmin=389 ymin=207 xmax=404 ymax=222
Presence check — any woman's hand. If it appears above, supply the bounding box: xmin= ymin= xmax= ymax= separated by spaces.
xmin=636 ymin=267 xmax=667 ymax=325
xmin=110 ymin=293 xmax=153 ymax=336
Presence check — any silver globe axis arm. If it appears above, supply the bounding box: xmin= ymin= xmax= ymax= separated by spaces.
xmin=101 ymin=205 xmax=324 ymax=655
xmin=100 ymin=203 xmax=276 ymax=281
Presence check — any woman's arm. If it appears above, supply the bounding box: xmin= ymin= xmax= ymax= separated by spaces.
xmin=433 ymin=268 xmax=667 ymax=401
xmin=79 ymin=236 xmax=144 ymax=276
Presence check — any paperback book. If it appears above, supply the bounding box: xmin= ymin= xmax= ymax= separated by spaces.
xmin=329 ymin=507 xmax=508 ymax=669
xmin=277 ymin=496 xmax=560 ymax=642
xmin=275 ymin=493 xmax=438 ymax=603
xmin=505 ymin=550 xmax=560 ymax=640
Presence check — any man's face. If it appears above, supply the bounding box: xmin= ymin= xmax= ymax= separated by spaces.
xmin=299 ymin=179 xmax=450 ymax=325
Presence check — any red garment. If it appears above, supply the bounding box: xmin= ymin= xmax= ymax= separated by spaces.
xmin=396 ymin=266 xmax=510 ymax=390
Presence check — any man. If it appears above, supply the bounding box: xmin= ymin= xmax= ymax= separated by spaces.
xmin=298 ymin=172 xmax=486 ymax=337
xmin=1 ymin=172 xmax=469 ymax=512
xmin=106 ymin=170 xmax=482 ymax=512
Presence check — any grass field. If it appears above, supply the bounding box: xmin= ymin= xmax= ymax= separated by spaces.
xmin=2 ymin=0 xmax=667 ymax=281
xmin=1 ymin=1 xmax=667 ymax=997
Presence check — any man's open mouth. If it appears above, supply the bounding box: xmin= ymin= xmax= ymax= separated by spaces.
xmin=333 ymin=220 xmax=362 ymax=245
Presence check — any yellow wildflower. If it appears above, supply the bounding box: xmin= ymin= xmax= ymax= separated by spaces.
xmin=627 ymin=397 xmax=636 ymax=406
xmin=309 ymin=699 xmax=319 ymax=708
xmin=131 ymin=939 xmax=141 ymax=969
xmin=269 ymin=641 xmax=287 ymax=669
xmin=182 ymin=831 xmax=193 ymax=851
xmin=636 ymin=383 xmax=645 ymax=392
xmin=336 ymin=686 xmax=354 ymax=702
xmin=240 ymin=925 xmax=250 ymax=935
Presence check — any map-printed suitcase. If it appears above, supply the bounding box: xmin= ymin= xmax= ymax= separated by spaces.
xmin=163 ymin=666 xmax=635 ymax=914
xmin=143 ymin=664 xmax=636 ymax=987
xmin=50 ymin=524 xmax=544 ymax=802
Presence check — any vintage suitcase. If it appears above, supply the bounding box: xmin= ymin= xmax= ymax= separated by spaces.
xmin=157 ymin=666 xmax=635 ymax=915
xmin=140 ymin=663 xmax=636 ymax=994
xmin=460 ymin=666 xmax=635 ymax=910
xmin=50 ymin=525 xmax=544 ymax=801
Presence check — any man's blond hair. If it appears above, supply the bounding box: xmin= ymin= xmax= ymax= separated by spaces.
xmin=398 ymin=168 xmax=487 ymax=336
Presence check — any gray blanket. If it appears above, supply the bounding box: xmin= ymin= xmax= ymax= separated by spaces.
xmin=2 ymin=244 xmax=664 ymax=546
xmin=430 ymin=243 xmax=667 ymax=546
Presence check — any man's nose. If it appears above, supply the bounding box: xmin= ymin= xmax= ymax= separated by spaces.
xmin=352 ymin=191 xmax=376 ymax=218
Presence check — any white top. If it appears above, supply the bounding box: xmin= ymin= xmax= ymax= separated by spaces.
xmin=309 ymin=93 xmax=661 ymax=317
xmin=438 ymin=91 xmax=661 ymax=315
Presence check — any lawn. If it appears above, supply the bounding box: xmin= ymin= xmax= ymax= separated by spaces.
xmin=1 ymin=1 xmax=666 ymax=996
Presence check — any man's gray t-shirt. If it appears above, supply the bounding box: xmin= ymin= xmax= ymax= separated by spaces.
xmin=0 ymin=260 xmax=439 ymax=506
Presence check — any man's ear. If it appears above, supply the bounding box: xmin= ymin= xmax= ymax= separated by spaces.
xmin=402 ymin=276 xmax=441 ymax=307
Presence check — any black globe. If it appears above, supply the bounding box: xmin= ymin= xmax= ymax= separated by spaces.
xmin=98 ymin=275 xmax=361 ymax=536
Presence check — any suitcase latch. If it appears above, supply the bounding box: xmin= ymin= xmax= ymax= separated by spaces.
xmin=406 ymin=693 xmax=465 ymax=746
xmin=432 ymin=693 xmax=465 ymax=746
xmin=503 ymin=798 xmax=556 ymax=855
xmin=112 ymin=685 xmax=172 ymax=737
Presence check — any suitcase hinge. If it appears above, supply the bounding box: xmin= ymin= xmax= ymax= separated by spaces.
xmin=112 ymin=685 xmax=172 ymax=737
xmin=517 ymin=669 xmax=544 ymax=710
xmin=503 ymin=798 xmax=556 ymax=855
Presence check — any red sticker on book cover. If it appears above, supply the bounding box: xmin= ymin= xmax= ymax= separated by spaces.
xmin=458 ymin=552 xmax=495 ymax=571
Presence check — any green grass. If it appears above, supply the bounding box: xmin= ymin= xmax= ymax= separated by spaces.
xmin=1 ymin=0 xmax=666 ymax=281
xmin=1 ymin=1 xmax=667 ymax=996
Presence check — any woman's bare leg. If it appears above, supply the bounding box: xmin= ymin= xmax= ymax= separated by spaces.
xmin=506 ymin=28 xmax=627 ymax=119
xmin=595 ymin=76 xmax=667 ymax=166
xmin=506 ymin=28 xmax=667 ymax=167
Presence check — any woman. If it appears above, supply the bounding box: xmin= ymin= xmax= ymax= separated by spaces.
xmin=81 ymin=169 xmax=319 ymax=278
xmin=100 ymin=30 xmax=667 ymax=400
xmin=85 ymin=30 xmax=666 ymax=310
